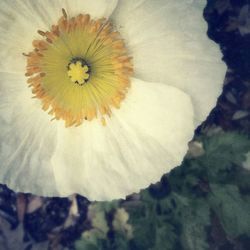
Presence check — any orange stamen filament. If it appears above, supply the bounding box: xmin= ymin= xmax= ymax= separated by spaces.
xmin=24 ymin=9 xmax=133 ymax=127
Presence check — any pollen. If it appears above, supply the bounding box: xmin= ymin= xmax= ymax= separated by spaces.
xmin=24 ymin=9 xmax=133 ymax=127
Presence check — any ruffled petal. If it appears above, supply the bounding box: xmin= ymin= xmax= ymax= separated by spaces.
xmin=111 ymin=0 xmax=227 ymax=126
xmin=0 ymin=0 xmax=118 ymax=73
xmin=0 ymin=72 xmax=59 ymax=196
xmin=52 ymin=78 xmax=194 ymax=201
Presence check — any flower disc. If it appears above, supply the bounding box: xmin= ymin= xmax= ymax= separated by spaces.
xmin=25 ymin=10 xmax=133 ymax=127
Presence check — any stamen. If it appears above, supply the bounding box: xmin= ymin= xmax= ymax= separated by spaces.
xmin=37 ymin=30 xmax=46 ymax=36
xmin=62 ymin=8 xmax=67 ymax=19
xmin=46 ymin=38 xmax=53 ymax=44
xmin=24 ymin=11 xmax=133 ymax=127
xmin=22 ymin=53 xmax=30 ymax=57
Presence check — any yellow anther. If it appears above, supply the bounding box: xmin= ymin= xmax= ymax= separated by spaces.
xmin=67 ymin=61 xmax=90 ymax=85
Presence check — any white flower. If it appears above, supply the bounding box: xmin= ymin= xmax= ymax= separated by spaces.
xmin=0 ymin=0 xmax=226 ymax=201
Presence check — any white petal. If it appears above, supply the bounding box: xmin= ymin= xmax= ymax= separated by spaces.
xmin=52 ymin=78 xmax=194 ymax=201
xmin=0 ymin=0 xmax=118 ymax=73
xmin=112 ymin=0 xmax=227 ymax=126
xmin=64 ymin=0 xmax=118 ymax=18
xmin=0 ymin=72 xmax=59 ymax=196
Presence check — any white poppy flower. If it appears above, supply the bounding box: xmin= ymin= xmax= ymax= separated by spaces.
xmin=0 ymin=0 xmax=226 ymax=201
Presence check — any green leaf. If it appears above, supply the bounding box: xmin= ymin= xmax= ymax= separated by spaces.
xmin=201 ymin=133 xmax=250 ymax=175
xmin=75 ymin=239 xmax=100 ymax=250
xmin=74 ymin=132 xmax=250 ymax=250
xmin=150 ymin=222 xmax=179 ymax=250
xmin=179 ymin=200 xmax=210 ymax=250
xmin=208 ymin=184 xmax=250 ymax=237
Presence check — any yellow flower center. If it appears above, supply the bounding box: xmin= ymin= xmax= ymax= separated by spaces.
xmin=67 ymin=59 xmax=90 ymax=85
xmin=24 ymin=9 xmax=133 ymax=127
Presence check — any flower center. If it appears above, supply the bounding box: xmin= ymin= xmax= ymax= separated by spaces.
xmin=24 ymin=9 xmax=133 ymax=127
xmin=67 ymin=58 xmax=90 ymax=85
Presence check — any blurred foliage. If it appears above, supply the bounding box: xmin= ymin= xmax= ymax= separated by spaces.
xmin=75 ymin=132 xmax=250 ymax=250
